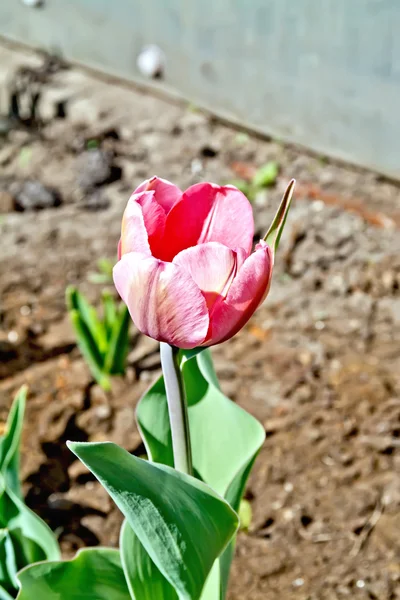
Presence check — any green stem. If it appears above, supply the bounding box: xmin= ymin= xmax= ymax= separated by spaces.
xmin=160 ymin=343 xmax=193 ymax=476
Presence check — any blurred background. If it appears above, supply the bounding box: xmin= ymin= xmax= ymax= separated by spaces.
xmin=0 ymin=1 xmax=400 ymax=599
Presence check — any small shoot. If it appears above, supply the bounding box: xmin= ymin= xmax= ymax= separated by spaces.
xmin=264 ymin=179 xmax=295 ymax=253
xmin=87 ymin=257 xmax=115 ymax=284
xmin=252 ymin=161 xmax=280 ymax=188
xmin=66 ymin=286 xmax=130 ymax=390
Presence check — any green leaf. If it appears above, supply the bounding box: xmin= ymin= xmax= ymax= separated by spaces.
xmin=0 ymin=386 xmax=26 ymax=499
xmin=0 ymin=485 xmax=60 ymax=569
xmin=104 ymin=304 xmax=130 ymax=375
xmin=66 ymin=286 xmax=108 ymax=354
xmin=252 ymin=161 xmax=279 ymax=188
xmin=138 ymin=350 xmax=264 ymax=498
xmin=69 ymin=310 xmax=110 ymax=390
xmin=68 ymin=441 xmax=238 ymax=600
xmin=0 ymin=387 xmax=60 ymax=596
xmin=136 ymin=349 xmax=265 ymax=598
xmin=120 ymin=520 xmax=178 ymax=600
xmin=16 ymin=548 xmax=130 ymax=600
xmin=0 ymin=529 xmax=18 ymax=593
xmin=238 ymin=499 xmax=252 ymax=531
xmin=102 ymin=291 xmax=117 ymax=339
xmin=0 ymin=585 xmax=14 ymax=600
xmin=263 ymin=178 xmax=295 ymax=253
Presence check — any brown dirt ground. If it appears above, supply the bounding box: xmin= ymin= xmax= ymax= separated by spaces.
xmin=1 ymin=42 xmax=400 ymax=600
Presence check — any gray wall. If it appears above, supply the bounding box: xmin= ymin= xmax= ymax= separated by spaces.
xmin=1 ymin=0 xmax=399 ymax=178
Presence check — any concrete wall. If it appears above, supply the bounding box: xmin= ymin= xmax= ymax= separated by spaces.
xmin=1 ymin=0 xmax=399 ymax=178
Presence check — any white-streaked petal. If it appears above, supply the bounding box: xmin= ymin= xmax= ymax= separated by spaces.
xmin=113 ymin=252 xmax=209 ymax=349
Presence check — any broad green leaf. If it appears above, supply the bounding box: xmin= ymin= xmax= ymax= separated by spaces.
xmin=137 ymin=350 xmax=264 ymax=498
xmin=120 ymin=520 xmax=178 ymax=600
xmin=263 ymin=178 xmax=295 ymax=252
xmin=136 ymin=376 xmax=174 ymax=467
xmin=68 ymin=441 xmax=238 ymax=600
xmin=0 ymin=386 xmax=26 ymax=499
xmin=136 ymin=349 xmax=265 ymax=598
xmin=16 ymin=548 xmax=130 ymax=600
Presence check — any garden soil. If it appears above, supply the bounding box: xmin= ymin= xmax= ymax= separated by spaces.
xmin=1 ymin=41 xmax=400 ymax=599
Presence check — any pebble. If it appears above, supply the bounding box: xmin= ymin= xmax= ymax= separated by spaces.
xmin=11 ymin=180 xmax=61 ymax=211
xmin=7 ymin=330 xmax=19 ymax=343
xmin=77 ymin=149 xmax=113 ymax=190
xmin=136 ymin=45 xmax=165 ymax=79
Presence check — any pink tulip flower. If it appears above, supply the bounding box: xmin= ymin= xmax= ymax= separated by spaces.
xmin=113 ymin=176 xmax=294 ymax=349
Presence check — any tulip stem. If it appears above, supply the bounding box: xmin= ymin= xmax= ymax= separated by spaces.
xmin=160 ymin=343 xmax=193 ymax=476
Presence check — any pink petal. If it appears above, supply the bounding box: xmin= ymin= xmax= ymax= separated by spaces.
xmin=134 ymin=176 xmax=182 ymax=214
xmin=113 ymin=253 xmax=209 ymax=349
xmin=205 ymin=241 xmax=273 ymax=345
xmin=120 ymin=194 xmax=152 ymax=256
xmin=161 ymin=183 xmax=254 ymax=261
xmin=173 ymin=242 xmax=247 ymax=312
xmin=121 ymin=191 xmax=166 ymax=258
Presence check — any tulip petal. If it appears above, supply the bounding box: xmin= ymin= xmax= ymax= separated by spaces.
xmin=134 ymin=176 xmax=182 ymax=213
xmin=162 ymin=183 xmax=254 ymax=261
xmin=205 ymin=241 xmax=273 ymax=345
xmin=121 ymin=191 xmax=166 ymax=258
xmin=113 ymin=253 xmax=209 ymax=349
xmin=173 ymin=242 xmax=247 ymax=312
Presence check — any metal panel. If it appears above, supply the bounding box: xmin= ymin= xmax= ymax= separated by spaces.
xmin=0 ymin=0 xmax=399 ymax=178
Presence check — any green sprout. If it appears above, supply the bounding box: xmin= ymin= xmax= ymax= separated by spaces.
xmin=66 ymin=286 xmax=130 ymax=390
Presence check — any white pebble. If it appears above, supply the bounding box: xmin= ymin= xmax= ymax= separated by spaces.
xmin=8 ymin=330 xmax=19 ymax=343
xmin=292 ymin=577 xmax=304 ymax=587
xmin=315 ymin=320 xmax=325 ymax=330
xmin=20 ymin=305 xmax=31 ymax=316
xmin=22 ymin=0 xmax=43 ymax=7
xmin=191 ymin=158 xmax=203 ymax=175
xmin=136 ymin=45 xmax=165 ymax=79
xmin=312 ymin=200 xmax=324 ymax=212
xmin=284 ymin=482 xmax=294 ymax=493
xmin=356 ymin=580 xmax=365 ymax=589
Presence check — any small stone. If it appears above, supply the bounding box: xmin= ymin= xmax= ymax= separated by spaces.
xmin=11 ymin=180 xmax=61 ymax=211
xmin=95 ymin=405 xmax=111 ymax=420
xmin=191 ymin=158 xmax=203 ymax=175
xmin=7 ymin=330 xmax=19 ymax=343
xmin=292 ymin=578 xmax=304 ymax=587
xmin=355 ymin=580 xmax=365 ymax=589
xmin=136 ymin=45 xmax=165 ymax=79
xmin=22 ymin=0 xmax=44 ymax=6
xmin=77 ymin=149 xmax=113 ymax=190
